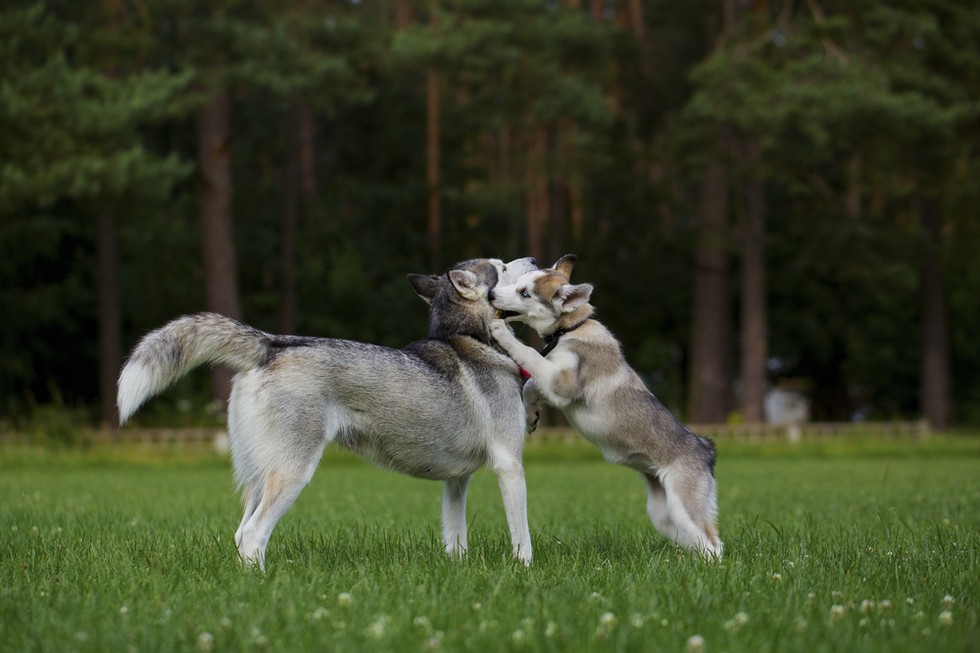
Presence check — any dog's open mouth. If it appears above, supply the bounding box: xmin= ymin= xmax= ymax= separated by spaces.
xmin=494 ymin=309 xmax=519 ymax=320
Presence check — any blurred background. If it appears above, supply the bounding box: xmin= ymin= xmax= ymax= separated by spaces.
xmin=1 ymin=0 xmax=977 ymax=437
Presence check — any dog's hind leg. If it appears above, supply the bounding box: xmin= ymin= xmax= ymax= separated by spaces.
xmin=660 ymin=465 xmax=723 ymax=559
xmin=235 ymin=490 xmax=260 ymax=550
xmin=442 ymin=475 xmax=471 ymax=558
xmin=642 ymin=472 xmax=679 ymax=543
xmin=236 ymin=456 xmax=322 ymax=569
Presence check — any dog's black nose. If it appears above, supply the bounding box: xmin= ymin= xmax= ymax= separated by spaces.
xmin=529 ymin=258 xmax=537 ymax=267
xmin=488 ymin=290 xmax=496 ymax=301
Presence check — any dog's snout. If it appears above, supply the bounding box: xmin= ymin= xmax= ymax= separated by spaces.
xmin=488 ymin=289 xmax=496 ymax=301
xmin=529 ymin=258 xmax=537 ymax=267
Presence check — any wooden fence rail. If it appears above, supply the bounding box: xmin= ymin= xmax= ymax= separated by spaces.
xmin=1 ymin=421 xmax=930 ymax=449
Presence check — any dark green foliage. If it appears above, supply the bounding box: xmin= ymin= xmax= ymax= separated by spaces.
xmin=0 ymin=3 xmax=192 ymax=414
xmin=0 ymin=0 xmax=979 ymax=425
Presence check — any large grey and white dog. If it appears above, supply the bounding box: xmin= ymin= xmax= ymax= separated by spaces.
xmin=488 ymin=256 xmax=723 ymax=558
xmin=117 ymin=257 xmax=538 ymax=568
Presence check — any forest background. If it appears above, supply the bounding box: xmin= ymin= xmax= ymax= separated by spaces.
xmin=1 ymin=0 xmax=978 ymax=434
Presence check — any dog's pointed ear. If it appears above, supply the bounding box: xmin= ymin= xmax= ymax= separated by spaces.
xmin=558 ymin=283 xmax=592 ymax=312
xmin=408 ymin=273 xmax=441 ymax=305
xmin=552 ymin=254 xmax=577 ymax=280
xmin=448 ymin=269 xmax=481 ymax=300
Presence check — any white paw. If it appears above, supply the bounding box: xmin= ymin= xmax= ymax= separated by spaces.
xmin=489 ymin=319 xmax=511 ymax=342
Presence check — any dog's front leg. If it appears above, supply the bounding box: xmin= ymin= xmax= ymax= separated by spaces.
xmin=490 ymin=453 xmax=533 ymax=565
xmin=490 ymin=320 xmax=568 ymax=406
xmin=490 ymin=320 xmax=545 ymax=371
xmin=441 ymin=476 xmax=470 ymax=558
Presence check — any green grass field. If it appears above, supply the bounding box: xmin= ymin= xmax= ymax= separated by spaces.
xmin=1 ymin=437 xmax=977 ymax=652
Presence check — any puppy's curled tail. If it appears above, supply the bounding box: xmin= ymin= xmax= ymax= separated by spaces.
xmin=117 ymin=312 xmax=272 ymax=424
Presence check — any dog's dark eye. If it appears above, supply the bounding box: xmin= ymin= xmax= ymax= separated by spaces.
xmin=521 ymin=289 xmax=530 ymax=298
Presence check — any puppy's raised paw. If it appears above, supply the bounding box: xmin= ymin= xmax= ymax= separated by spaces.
xmin=489 ymin=319 xmax=511 ymax=342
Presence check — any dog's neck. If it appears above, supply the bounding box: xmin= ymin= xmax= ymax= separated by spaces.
xmin=426 ymin=294 xmax=492 ymax=345
xmin=539 ymin=304 xmax=593 ymax=354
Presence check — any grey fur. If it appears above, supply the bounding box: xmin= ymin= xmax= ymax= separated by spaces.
xmin=489 ymin=256 xmax=723 ymax=558
xmin=118 ymin=257 xmax=538 ymax=568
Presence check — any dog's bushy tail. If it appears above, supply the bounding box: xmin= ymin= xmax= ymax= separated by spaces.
xmin=117 ymin=312 xmax=272 ymax=424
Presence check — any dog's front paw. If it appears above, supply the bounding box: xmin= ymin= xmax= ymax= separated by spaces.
xmin=489 ymin=319 xmax=512 ymax=343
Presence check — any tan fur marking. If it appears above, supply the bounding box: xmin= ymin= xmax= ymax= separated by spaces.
xmin=532 ymin=272 xmax=565 ymax=301
xmin=553 ymin=367 xmax=578 ymax=397
xmin=705 ymin=522 xmax=720 ymax=547
xmin=257 ymin=470 xmax=283 ymax=517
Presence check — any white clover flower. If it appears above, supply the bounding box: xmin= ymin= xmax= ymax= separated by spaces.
xmin=197 ymin=632 xmax=215 ymax=652
xmin=906 ymin=597 xmax=915 ymax=606
xmin=413 ymin=616 xmax=431 ymax=631
xmin=544 ymin=622 xmax=557 ymax=638
xmin=686 ymin=634 xmax=705 ymax=653
xmin=599 ymin=612 xmax=618 ymax=627
xmin=425 ymin=633 xmax=443 ymax=650
xmin=337 ymin=592 xmax=352 ymax=607
xmin=772 ymin=573 xmax=783 ymax=581
xmin=829 ymin=605 xmax=846 ymax=620
xmin=630 ymin=613 xmax=645 ymax=628
xmin=860 ymin=599 xmax=874 ymax=613
xmin=511 ymin=629 xmax=526 ymax=647
xmin=942 ymin=594 xmax=954 ymax=606
xmin=794 ymin=617 xmax=808 ymax=633
xmin=724 ymin=612 xmax=749 ymax=631
xmin=939 ymin=611 xmax=953 ymax=626
xmin=878 ymin=599 xmax=892 ymax=610
xmin=119 ymin=606 xmax=129 ymax=616
xmin=311 ymin=607 xmax=329 ymax=621
xmin=365 ymin=615 xmax=389 ymax=639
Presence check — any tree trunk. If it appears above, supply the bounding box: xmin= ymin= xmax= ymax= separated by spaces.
xmin=546 ymin=125 xmax=567 ymax=264
xmin=524 ymin=127 xmax=549 ymax=263
xmin=279 ymin=100 xmax=315 ymax=334
xmin=393 ymin=0 xmax=413 ymax=29
xmin=688 ymin=153 xmax=733 ymax=423
xmin=920 ymin=197 xmax=951 ymax=430
xmin=197 ymin=86 xmax=240 ymax=408
xmin=426 ymin=68 xmax=442 ymax=271
xmin=281 ymin=108 xmax=298 ymax=335
xmin=99 ymin=0 xmax=124 ymax=430
xmin=97 ymin=208 xmax=121 ymax=429
xmin=740 ymin=139 xmax=767 ymax=423
xmin=845 ymin=152 xmax=862 ymax=218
